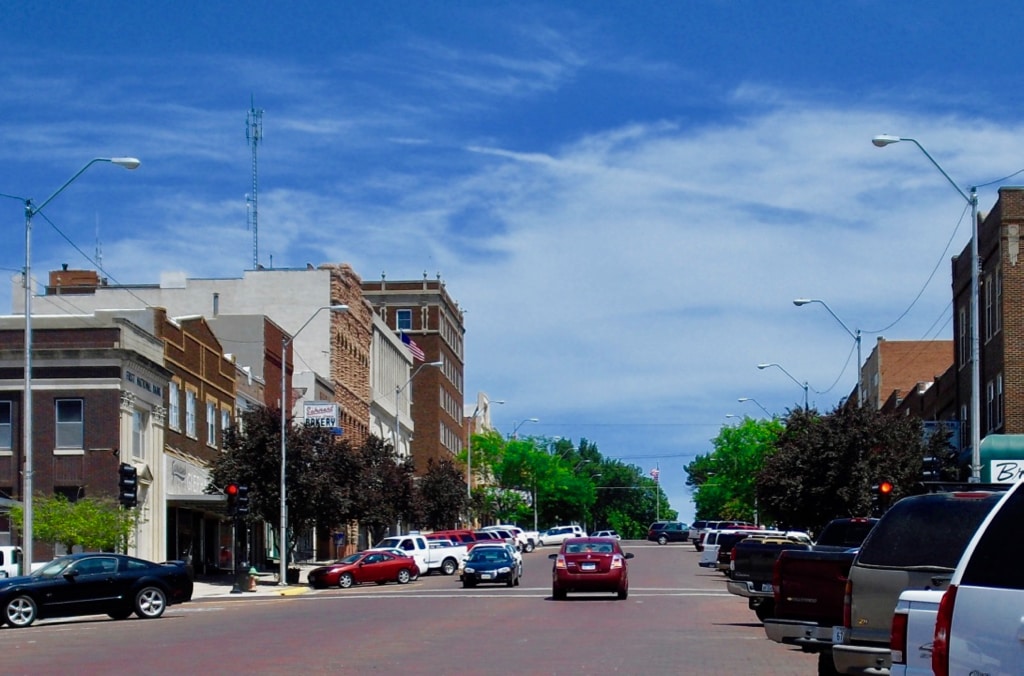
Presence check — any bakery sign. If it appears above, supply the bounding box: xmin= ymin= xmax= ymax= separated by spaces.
xmin=303 ymin=401 xmax=341 ymax=434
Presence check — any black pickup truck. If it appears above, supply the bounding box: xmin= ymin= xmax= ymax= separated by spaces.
xmin=729 ymin=518 xmax=876 ymax=622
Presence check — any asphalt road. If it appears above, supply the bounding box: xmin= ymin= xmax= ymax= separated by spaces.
xmin=2 ymin=541 xmax=819 ymax=675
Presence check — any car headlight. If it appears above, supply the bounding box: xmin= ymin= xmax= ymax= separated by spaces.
xmin=498 ymin=567 xmax=511 ymax=574
xmin=464 ymin=567 xmax=475 ymax=574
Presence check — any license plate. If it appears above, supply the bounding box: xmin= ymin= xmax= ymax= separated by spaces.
xmin=761 ymin=583 xmax=774 ymax=593
xmin=481 ymin=573 xmax=493 ymax=579
xmin=581 ymin=563 xmax=596 ymax=571
xmin=832 ymin=625 xmax=848 ymax=645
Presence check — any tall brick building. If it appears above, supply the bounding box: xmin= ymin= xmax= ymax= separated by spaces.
xmin=361 ymin=273 xmax=466 ymax=474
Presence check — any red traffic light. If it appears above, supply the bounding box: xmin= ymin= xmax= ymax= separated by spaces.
xmin=225 ymin=482 xmax=239 ymax=496
xmin=878 ymin=481 xmax=893 ymax=495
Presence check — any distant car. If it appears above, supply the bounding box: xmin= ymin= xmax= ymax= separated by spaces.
xmin=549 ymin=537 xmax=634 ymax=600
xmin=538 ymin=525 xmax=586 ymax=546
xmin=590 ymin=530 xmax=620 ymax=540
xmin=307 ymin=551 xmax=417 ymax=589
xmin=460 ymin=541 xmax=522 ymax=578
xmin=0 ymin=553 xmax=193 ymax=628
xmin=462 ymin=547 xmax=520 ymax=588
xmin=647 ymin=521 xmax=690 ymax=545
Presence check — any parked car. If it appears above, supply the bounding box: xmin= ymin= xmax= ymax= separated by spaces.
xmin=930 ymin=479 xmax=1024 ymax=675
xmin=590 ymin=530 xmax=620 ymax=540
xmin=687 ymin=520 xmax=709 ymax=550
xmin=538 ymin=525 xmax=585 ymax=546
xmin=549 ymin=537 xmax=634 ymax=600
xmin=307 ymin=550 xmax=417 ymax=589
xmin=0 ymin=553 xmax=193 ymax=628
xmin=831 ymin=489 xmax=1004 ymax=675
xmin=461 ymin=547 xmax=520 ymax=588
xmin=647 ymin=521 xmax=689 ymax=545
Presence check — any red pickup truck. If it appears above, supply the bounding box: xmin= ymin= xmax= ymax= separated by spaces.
xmin=761 ymin=518 xmax=877 ymax=674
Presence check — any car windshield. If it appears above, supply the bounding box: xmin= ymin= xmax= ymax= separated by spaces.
xmin=337 ymin=553 xmax=363 ymax=565
xmin=32 ymin=556 xmax=76 ymax=578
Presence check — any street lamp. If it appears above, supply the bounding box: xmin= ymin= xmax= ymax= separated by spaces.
xmin=757 ymin=362 xmax=809 ymax=410
xmin=1 ymin=157 xmax=140 ymax=574
xmin=279 ymin=304 xmax=348 ymax=586
xmin=793 ymin=298 xmax=863 ymax=407
xmin=393 ymin=360 xmax=443 ymax=455
xmin=873 ymin=134 xmax=981 ymax=482
xmin=466 ymin=399 xmax=505 ymax=497
xmin=737 ymin=397 xmax=773 ymax=417
xmin=510 ymin=418 xmax=539 ymax=439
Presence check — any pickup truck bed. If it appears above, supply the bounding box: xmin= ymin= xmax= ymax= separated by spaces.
xmin=727 ymin=536 xmax=812 ymax=620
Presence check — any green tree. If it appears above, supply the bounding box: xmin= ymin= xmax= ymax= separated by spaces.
xmin=353 ymin=435 xmax=418 ymax=543
xmin=757 ymin=405 xmax=928 ymax=533
xmin=210 ymin=406 xmax=361 ymax=563
xmin=11 ymin=495 xmax=138 ymax=553
xmin=686 ymin=416 xmax=783 ymax=522
xmin=414 ymin=458 xmax=469 ymax=530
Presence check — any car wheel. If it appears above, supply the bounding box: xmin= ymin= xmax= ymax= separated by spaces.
xmin=657 ymin=535 xmax=668 ymax=545
xmin=552 ymin=587 xmax=567 ymax=600
xmin=107 ymin=608 xmax=133 ymax=621
xmin=441 ymin=559 xmax=457 ymax=576
xmin=524 ymin=541 xmax=535 ymax=553
xmin=463 ymin=579 xmax=476 ymax=588
xmin=134 ymin=586 xmax=167 ymax=619
xmin=5 ymin=595 xmax=37 ymax=628
xmin=338 ymin=573 xmax=354 ymax=589
xmin=396 ymin=569 xmax=412 ymax=585
xmin=817 ymin=651 xmax=841 ymax=676
xmin=617 ymin=586 xmax=628 ymax=600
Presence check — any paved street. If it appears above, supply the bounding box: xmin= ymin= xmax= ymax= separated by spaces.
xmin=3 ymin=542 xmax=818 ymax=674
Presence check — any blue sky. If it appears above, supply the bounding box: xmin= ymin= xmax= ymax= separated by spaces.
xmin=3 ymin=2 xmax=1024 ymax=521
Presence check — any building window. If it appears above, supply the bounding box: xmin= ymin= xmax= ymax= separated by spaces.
xmin=168 ymin=381 xmax=180 ymax=431
xmin=985 ymin=274 xmax=993 ymax=342
xmin=958 ymin=305 xmax=968 ymax=367
xmin=0 ymin=401 xmax=10 ymax=450
xmin=185 ymin=389 xmax=197 ymax=438
xmin=54 ymin=486 xmax=83 ymax=502
xmin=132 ymin=409 xmax=147 ymax=459
xmin=55 ymin=399 xmax=84 ymax=449
xmin=396 ymin=309 xmax=412 ymax=331
xmin=997 ymin=373 xmax=1004 ymax=429
xmin=995 ymin=265 xmax=1003 ymax=335
xmin=221 ymin=407 xmax=231 ymax=441
xmin=206 ymin=401 xmax=216 ymax=446
xmin=987 ymin=380 xmax=996 ymax=432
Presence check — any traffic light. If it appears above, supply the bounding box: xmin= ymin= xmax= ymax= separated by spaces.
xmin=236 ymin=485 xmax=250 ymax=516
xmin=225 ymin=482 xmax=239 ymax=516
xmin=118 ymin=463 xmax=138 ymax=508
xmin=921 ymin=456 xmax=942 ymax=481
xmin=871 ymin=479 xmax=894 ymax=515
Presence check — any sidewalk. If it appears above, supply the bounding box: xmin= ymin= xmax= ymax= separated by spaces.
xmin=191 ymin=564 xmax=318 ymax=599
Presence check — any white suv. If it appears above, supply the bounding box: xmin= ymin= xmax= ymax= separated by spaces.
xmin=538 ymin=525 xmax=585 ymax=546
xmin=932 ymin=481 xmax=1023 ymax=675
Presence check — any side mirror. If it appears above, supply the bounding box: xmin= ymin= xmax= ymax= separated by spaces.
xmin=548 ymin=553 xmax=557 ymax=560
xmin=624 ymin=552 xmax=635 ymax=560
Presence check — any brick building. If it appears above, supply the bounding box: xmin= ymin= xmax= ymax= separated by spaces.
xmin=362 ymin=273 xmax=467 ymax=474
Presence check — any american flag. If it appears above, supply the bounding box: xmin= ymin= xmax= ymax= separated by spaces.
xmin=650 ymin=467 xmax=660 ymax=481
xmin=401 ymin=332 xmax=425 ymax=362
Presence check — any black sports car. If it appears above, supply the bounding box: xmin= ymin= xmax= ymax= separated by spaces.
xmin=0 ymin=553 xmax=193 ymax=628
xmin=461 ymin=547 xmax=520 ymax=587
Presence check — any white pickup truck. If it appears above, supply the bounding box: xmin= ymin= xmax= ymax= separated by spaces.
xmin=374 ymin=534 xmax=467 ymax=576
xmin=0 ymin=546 xmax=22 ymax=577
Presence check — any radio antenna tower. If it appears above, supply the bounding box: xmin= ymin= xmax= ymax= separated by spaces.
xmin=246 ymin=96 xmax=264 ymax=269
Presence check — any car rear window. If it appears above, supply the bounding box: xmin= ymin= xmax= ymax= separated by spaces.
xmin=856 ymin=492 xmax=1002 ymax=569
xmin=960 ymin=486 xmax=1024 ymax=590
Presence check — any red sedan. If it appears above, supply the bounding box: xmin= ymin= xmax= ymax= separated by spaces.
xmin=307 ymin=551 xmax=416 ymax=589
xmin=549 ymin=537 xmax=634 ymax=600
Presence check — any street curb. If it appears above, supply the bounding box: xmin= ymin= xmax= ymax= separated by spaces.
xmin=278 ymin=586 xmax=310 ymax=596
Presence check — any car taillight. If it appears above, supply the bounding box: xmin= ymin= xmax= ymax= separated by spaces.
xmin=842 ymin=578 xmax=852 ymax=631
xmin=932 ymin=584 xmax=957 ymax=676
xmin=772 ymin=557 xmax=783 ymax=603
xmin=610 ymin=556 xmax=623 ymax=569
xmin=890 ymin=610 xmax=908 ymax=665
xmin=554 ymin=555 xmax=567 ymax=570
